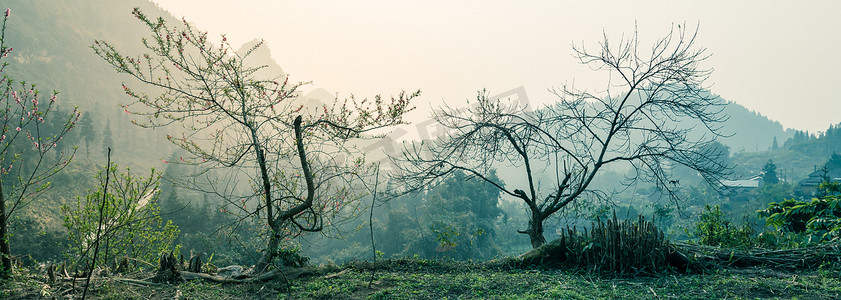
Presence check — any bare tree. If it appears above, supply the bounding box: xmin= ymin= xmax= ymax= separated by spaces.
xmin=393 ymin=24 xmax=729 ymax=248
xmin=93 ymin=9 xmax=418 ymax=273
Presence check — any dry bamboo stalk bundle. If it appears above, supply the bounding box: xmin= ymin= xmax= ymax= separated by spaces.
xmin=521 ymin=213 xmax=671 ymax=275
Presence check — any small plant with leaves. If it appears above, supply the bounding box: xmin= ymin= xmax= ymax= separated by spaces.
xmin=691 ymin=204 xmax=756 ymax=249
xmin=276 ymin=244 xmax=309 ymax=268
xmin=62 ymin=163 xmax=179 ymax=273
xmin=431 ymin=223 xmax=460 ymax=253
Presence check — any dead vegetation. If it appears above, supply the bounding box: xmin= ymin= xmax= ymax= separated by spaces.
xmin=677 ymin=241 xmax=841 ymax=270
xmin=519 ymin=213 xmax=686 ymax=275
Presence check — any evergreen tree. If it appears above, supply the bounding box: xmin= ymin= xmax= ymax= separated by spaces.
xmin=78 ymin=112 xmax=97 ymax=158
xmin=826 ymin=152 xmax=841 ymax=170
xmin=772 ymin=136 xmax=779 ymax=151
xmin=762 ymin=159 xmax=780 ymax=185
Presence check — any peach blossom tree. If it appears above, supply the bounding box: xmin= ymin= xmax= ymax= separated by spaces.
xmin=93 ymin=8 xmax=418 ymax=273
xmin=0 ymin=8 xmax=80 ymax=277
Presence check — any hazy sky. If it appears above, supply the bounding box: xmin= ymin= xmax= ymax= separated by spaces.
xmin=151 ymin=0 xmax=840 ymax=136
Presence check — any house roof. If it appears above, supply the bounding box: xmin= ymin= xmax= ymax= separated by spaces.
xmin=798 ymin=169 xmax=841 ymax=187
xmin=722 ymin=178 xmax=760 ymax=188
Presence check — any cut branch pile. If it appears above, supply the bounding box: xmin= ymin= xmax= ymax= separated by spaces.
xmin=52 ymin=252 xmax=316 ymax=287
xmin=144 ymin=252 xmax=314 ymax=284
xmin=675 ymin=241 xmax=841 ymax=270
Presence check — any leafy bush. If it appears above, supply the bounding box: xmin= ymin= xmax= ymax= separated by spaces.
xmin=277 ymin=245 xmax=310 ymax=267
xmin=8 ymin=214 xmax=69 ymax=266
xmin=750 ymin=228 xmax=812 ymax=249
xmin=759 ymin=193 xmax=841 ymax=243
xmin=61 ymin=164 xmax=179 ymax=271
xmin=691 ymin=205 xmax=756 ymax=249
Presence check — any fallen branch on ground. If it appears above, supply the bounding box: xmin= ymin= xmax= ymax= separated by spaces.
xmin=673 ymin=241 xmax=841 ymax=270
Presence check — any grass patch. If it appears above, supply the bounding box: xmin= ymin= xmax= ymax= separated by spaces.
xmin=3 ymin=259 xmax=841 ymax=299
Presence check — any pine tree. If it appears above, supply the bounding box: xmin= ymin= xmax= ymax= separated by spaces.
xmin=78 ymin=113 xmax=98 ymax=159
xmin=762 ymin=159 xmax=780 ymax=185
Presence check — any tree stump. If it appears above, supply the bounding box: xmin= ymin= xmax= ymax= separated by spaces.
xmin=46 ymin=264 xmax=56 ymax=283
xmin=151 ymin=252 xmax=184 ymax=283
xmin=114 ymin=256 xmax=130 ymax=274
xmin=187 ymin=253 xmax=202 ymax=273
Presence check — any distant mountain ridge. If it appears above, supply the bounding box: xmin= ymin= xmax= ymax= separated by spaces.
xmin=3 ymin=0 xmax=180 ymax=165
xmin=718 ymin=101 xmax=795 ymax=153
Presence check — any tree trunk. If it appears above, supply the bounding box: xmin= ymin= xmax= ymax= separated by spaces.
xmin=527 ymin=211 xmax=546 ymax=249
xmin=251 ymin=231 xmax=279 ymax=274
xmin=0 ymin=185 xmax=11 ymax=278
xmin=519 ymin=237 xmax=566 ymax=265
xmin=247 ymin=109 xmax=277 ymax=274
xmin=250 ymin=116 xmax=314 ymax=274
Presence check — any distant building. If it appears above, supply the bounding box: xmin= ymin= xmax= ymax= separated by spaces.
xmin=721 ymin=176 xmax=762 ymax=201
xmin=795 ymin=167 xmax=841 ymax=198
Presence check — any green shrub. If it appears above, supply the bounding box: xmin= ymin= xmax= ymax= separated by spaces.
xmin=759 ymin=194 xmax=841 ymax=243
xmin=61 ymin=164 xmax=180 ymax=272
xmin=753 ymin=229 xmax=811 ymax=249
xmin=277 ymin=244 xmax=309 ymax=267
xmin=691 ymin=205 xmax=756 ymax=249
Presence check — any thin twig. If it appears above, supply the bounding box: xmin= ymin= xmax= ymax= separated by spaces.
xmin=83 ymin=147 xmax=111 ymax=300
xmin=368 ymin=163 xmax=381 ymax=288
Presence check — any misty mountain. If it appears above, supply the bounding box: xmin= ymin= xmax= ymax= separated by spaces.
xmin=717 ymin=101 xmax=795 ymax=153
xmin=237 ymin=39 xmax=286 ymax=81
xmin=3 ymin=0 xmax=181 ymax=165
